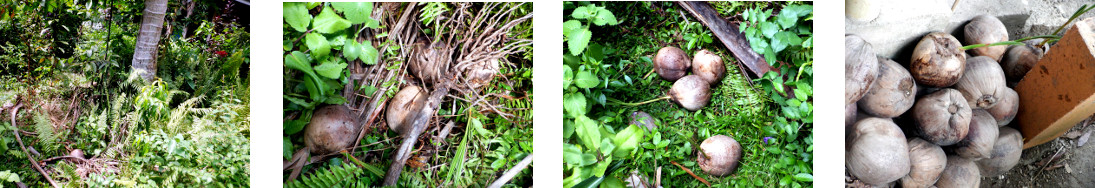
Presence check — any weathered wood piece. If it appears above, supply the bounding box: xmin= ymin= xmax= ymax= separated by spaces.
xmin=678 ymin=1 xmax=775 ymax=78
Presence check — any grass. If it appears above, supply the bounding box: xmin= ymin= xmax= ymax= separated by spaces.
xmin=570 ymin=2 xmax=809 ymax=187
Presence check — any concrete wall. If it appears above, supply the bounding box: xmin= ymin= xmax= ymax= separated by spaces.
xmin=846 ymin=0 xmax=1095 ymax=64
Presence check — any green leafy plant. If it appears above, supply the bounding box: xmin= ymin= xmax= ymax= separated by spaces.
xmin=282 ymin=2 xmax=380 ymax=138
xmin=562 ymin=4 xmax=648 ymax=187
xmin=563 ymin=3 xmax=618 ymax=56
xmin=740 ymin=3 xmax=814 ymax=186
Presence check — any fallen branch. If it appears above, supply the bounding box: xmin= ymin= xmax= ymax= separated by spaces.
xmin=487 ymin=153 xmax=533 ymax=188
xmin=9 ymin=103 xmax=60 ymax=188
xmin=382 ymin=79 xmax=451 ymax=185
xmin=671 ymin=161 xmax=710 ymax=187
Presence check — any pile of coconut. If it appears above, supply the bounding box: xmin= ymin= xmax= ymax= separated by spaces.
xmin=622 ymin=46 xmax=743 ymax=186
xmin=845 ymin=15 xmax=1042 ymax=187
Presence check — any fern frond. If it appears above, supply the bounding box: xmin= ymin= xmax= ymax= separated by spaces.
xmin=287 ymin=163 xmax=370 ymax=188
xmin=32 ymin=111 xmax=57 ymax=151
xmin=166 ymin=95 xmax=204 ymax=134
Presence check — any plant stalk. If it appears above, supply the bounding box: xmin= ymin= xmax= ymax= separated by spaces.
xmin=960 ymin=35 xmax=1060 ymax=50
xmin=610 ymin=95 xmax=671 ymax=106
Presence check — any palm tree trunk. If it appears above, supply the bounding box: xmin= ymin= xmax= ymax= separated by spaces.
xmin=131 ymin=0 xmax=169 ymax=82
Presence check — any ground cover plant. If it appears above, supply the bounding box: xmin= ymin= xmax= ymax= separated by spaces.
xmin=0 ymin=0 xmax=250 ymax=187
xmin=562 ymin=1 xmax=812 ymax=187
xmin=282 ymin=2 xmax=533 ymax=187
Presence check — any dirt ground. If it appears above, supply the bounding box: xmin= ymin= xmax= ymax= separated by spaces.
xmin=982 ymin=116 xmax=1095 ymax=187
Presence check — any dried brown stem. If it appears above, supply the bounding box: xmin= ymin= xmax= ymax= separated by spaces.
xmin=10 ymin=103 xmax=60 ymax=188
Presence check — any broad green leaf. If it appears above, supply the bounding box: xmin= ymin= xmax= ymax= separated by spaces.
xmin=327 ymin=34 xmax=348 ymax=47
xmin=0 ymin=170 xmax=19 ymax=182
xmin=284 ymin=95 xmax=312 ymax=108
xmin=332 ymin=2 xmax=373 ymax=24
xmin=783 ymin=5 xmax=813 ymax=17
xmin=568 ymin=29 xmax=592 ymax=56
xmin=771 ymin=35 xmax=787 ymax=54
xmin=776 ymin=10 xmax=798 ymax=29
xmin=343 ymin=40 xmax=361 ymax=61
xmin=777 ymin=31 xmax=803 ymax=47
xmin=306 ymin=2 xmax=321 ymax=9
xmin=324 ymin=94 xmax=347 ymax=104
xmin=612 ymin=124 xmax=644 ymax=157
xmin=283 ymin=117 xmax=308 ymax=135
xmin=312 ymin=6 xmax=353 ymax=34
xmin=283 ymin=137 xmax=293 ymax=160
xmin=794 ymin=173 xmax=814 ymax=182
xmin=601 ymin=177 xmax=625 ymax=188
xmin=313 ymin=59 xmax=346 ymax=78
xmin=364 ymin=18 xmax=381 ymax=29
xmin=564 ymin=118 xmax=576 ymax=139
xmin=563 ymin=65 xmax=574 ymax=88
xmin=304 ymin=33 xmax=331 ymax=58
xmin=571 ymin=5 xmax=593 ymax=19
xmin=760 ymin=22 xmax=779 ymax=38
xmin=283 ymin=3 xmax=312 ymax=32
xmin=284 ymin=51 xmax=314 ymax=74
xmin=574 ymin=115 xmax=601 ymax=151
xmin=574 ymin=70 xmax=600 ymax=88
xmin=564 ymin=144 xmax=595 ymax=166
xmin=469 ymin=117 xmax=493 ymax=137
xmin=591 ymin=9 xmax=617 ymax=26
xmin=564 ymin=93 xmax=587 ymax=117
xmin=361 ymin=42 xmax=379 ymax=65
xmin=599 ymin=138 xmax=616 ymax=156
xmin=591 ymin=157 xmax=611 ymax=177
xmin=563 ymin=20 xmax=582 ymax=38
xmin=301 ymin=67 xmax=327 ymax=101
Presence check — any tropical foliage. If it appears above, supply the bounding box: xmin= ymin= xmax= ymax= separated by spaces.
xmin=0 ymin=0 xmax=250 ymax=187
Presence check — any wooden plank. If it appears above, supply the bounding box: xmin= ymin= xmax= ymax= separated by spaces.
xmin=678 ymin=1 xmax=775 ymax=78
xmin=1014 ymin=17 xmax=1095 ymax=149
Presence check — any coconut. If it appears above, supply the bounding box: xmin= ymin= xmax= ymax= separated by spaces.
xmin=654 ymin=46 xmax=691 ymax=81
xmin=963 ymin=15 xmax=1009 ymax=61
xmin=1001 ymin=42 xmax=1044 ymax=82
xmin=953 ymin=110 xmax=999 ymax=160
xmin=304 ymin=105 xmax=361 ymax=154
xmin=409 ymin=42 xmax=448 ymax=84
xmin=846 ymin=104 xmax=858 ymax=127
xmin=692 ymin=49 xmax=726 ymax=84
xmin=697 ymin=135 xmax=742 ymax=176
xmin=900 ymin=138 xmax=947 ymax=188
xmin=630 ymin=111 xmax=658 ymax=132
xmin=955 ymin=56 xmax=1008 ymax=109
xmin=976 ymin=127 xmax=1023 ymax=177
xmin=910 ymin=32 xmax=966 ymax=87
xmin=987 ymin=88 xmax=1019 ymax=126
xmin=936 ymin=155 xmax=981 ymax=187
xmin=846 ymin=34 xmax=880 ymax=106
xmin=387 ymin=85 xmax=427 ymax=133
xmin=847 ymin=117 xmax=910 ymax=186
xmin=465 ymin=58 xmax=500 ymax=90
xmin=912 ymin=89 xmax=972 ymax=146
xmin=846 ymin=0 xmax=881 ymax=23
xmin=668 ymin=75 xmax=712 ymax=111
xmin=857 ymin=57 xmax=917 ymax=118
